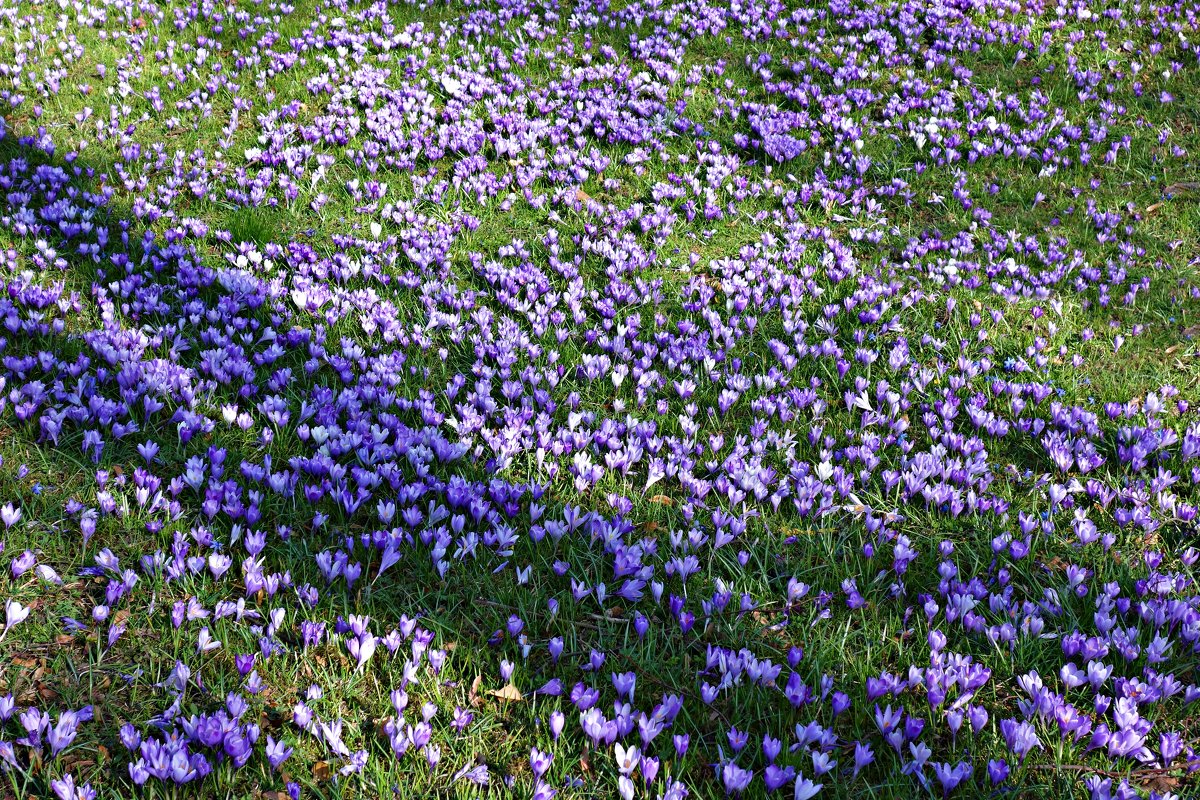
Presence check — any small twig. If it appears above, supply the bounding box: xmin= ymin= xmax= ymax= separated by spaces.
xmin=1029 ymin=763 xmax=1182 ymax=780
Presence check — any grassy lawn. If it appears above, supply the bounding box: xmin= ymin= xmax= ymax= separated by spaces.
xmin=0 ymin=0 xmax=1198 ymax=798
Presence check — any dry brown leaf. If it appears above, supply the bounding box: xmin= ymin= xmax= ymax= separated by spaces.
xmin=576 ymin=189 xmax=592 ymax=204
xmin=1138 ymin=775 xmax=1179 ymax=794
xmin=468 ymin=674 xmax=484 ymax=707
xmin=487 ymin=682 xmax=524 ymax=702
xmin=649 ymin=494 xmax=674 ymax=507
xmin=312 ymin=761 xmax=332 ymax=782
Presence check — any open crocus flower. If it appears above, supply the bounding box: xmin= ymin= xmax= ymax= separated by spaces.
xmin=0 ymin=504 xmax=20 ymax=530
xmin=2 ymin=600 xmax=29 ymax=637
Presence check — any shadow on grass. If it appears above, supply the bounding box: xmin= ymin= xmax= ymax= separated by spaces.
xmin=0 ymin=125 xmax=724 ymax=797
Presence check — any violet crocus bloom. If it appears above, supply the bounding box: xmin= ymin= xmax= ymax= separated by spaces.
xmin=720 ymin=762 xmax=752 ymax=795
xmin=2 ymin=600 xmax=29 ymax=636
xmin=265 ymin=736 xmax=292 ymax=770
xmin=852 ymin=741 xmax=874 ymax=777
xmin=793 ymin=775 xmax=822 ymax=800
xmin=0 ymin=504 xmax=20 ymax=530
xmin=530 ymin=747 xmax=552 ymax=778
xmin=764 ymin=764 xmax=795 ymax=793
xmin=51 ymin=773 xmax=96 ymax=800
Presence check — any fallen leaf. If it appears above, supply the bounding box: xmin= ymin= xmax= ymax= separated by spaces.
xmin=576 ymin=189 xmax=592 ymax=204
xmin=1138 ymin=775 xmax=1178 ymax=794
xmin=312 ymin=761 xmax=332 ymax=782
xmin=469 ymin=674 xmax=484 ymax=707
xmin=487 ymin=683 xmax=524 ymax=702
xmin=649 ymin=494 xmax=674 ymax=507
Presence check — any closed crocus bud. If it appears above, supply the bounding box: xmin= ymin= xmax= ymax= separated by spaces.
xmin=788 ymin=647 xmax=803 ymax=668
xmin=673 ymin=734 xmax=689 ymax=757
xmin=549 ymin=710 xmax=565 ymax=740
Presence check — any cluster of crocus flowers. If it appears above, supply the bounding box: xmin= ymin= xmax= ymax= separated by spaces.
xmin=0 ymin=0 xmax=1196 ymax=797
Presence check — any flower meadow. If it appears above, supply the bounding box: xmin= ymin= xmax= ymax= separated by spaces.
xmin=0 ymin=0 xmax=1199 ymax=797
